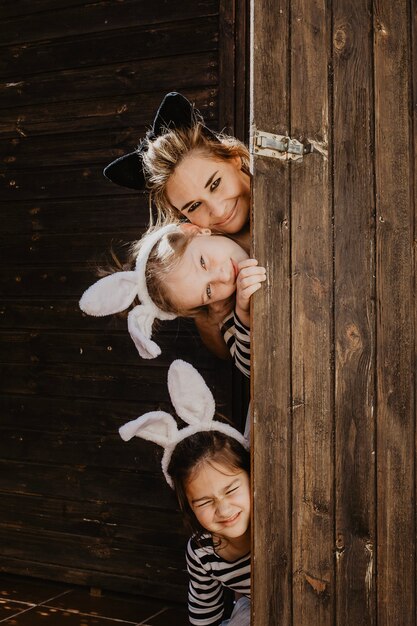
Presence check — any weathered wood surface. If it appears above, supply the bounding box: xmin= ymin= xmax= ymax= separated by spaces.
xmin=291 ymin=1 xmax=333 ymax=623
xmin=0 ymin=0 xmax=245 ymax=600
xmin=374 ymin=0 xmax=415 ymax=623
xmin=252 ymin=0 xmax=415 ymax=623
xmin=251 ymin=1 xmax=291 ymax=624
xmin=0 ymin=88 xmax=218 ymax=139
xmin=0 ymin=0 xmax=218 ymax=44
xmin=333 ymin=1 xmax=376 ymax=623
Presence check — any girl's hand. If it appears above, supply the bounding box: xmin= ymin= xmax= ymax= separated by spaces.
xmin=235 ymin=258 xmax=266 ymax=326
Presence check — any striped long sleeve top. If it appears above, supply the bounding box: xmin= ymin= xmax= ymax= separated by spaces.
xmin=219 ymin=311 xmax=250 ymax=379
xmin=186 ymin=534 xmax=251 ymax=626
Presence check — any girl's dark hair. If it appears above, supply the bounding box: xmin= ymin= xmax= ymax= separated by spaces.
xmin=167 ymin=429 xmax=250 ymax=543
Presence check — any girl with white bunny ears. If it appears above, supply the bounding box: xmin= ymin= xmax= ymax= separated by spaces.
xmin=120 ymin=359 xmax=251 ymax=626
xmin=79 ymin=221 xmax=266 ymax=377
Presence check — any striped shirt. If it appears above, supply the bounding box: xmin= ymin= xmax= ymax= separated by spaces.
xmin=220 ymin=311 xmax=250 ymax=379
xmin=186 ymin=534 xmax=251 ymax=626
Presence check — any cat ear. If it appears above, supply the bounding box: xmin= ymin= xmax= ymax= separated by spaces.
xmin=167 ymin=360 xmax=215 ymax=427
xmin=119 ymin=411 xmax=178 ymax=448
xmin=79 ymin=271 xmax=138 ymax=316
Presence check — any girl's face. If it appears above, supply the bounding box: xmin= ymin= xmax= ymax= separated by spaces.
xmin=165 ymin=153 xmax=250 ymax=235
xmin=165 ymin=232 xmax=248 ymax=311
xmin=186 ymin=460 xmax=251 ymax=541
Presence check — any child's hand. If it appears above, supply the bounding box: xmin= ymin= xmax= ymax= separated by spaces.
xmin=235 ymin=259 xmax=266 ymax=326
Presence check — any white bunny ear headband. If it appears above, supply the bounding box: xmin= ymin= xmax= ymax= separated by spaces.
xmin=119 ymin=359 xmax=249 ymax=488
xmin=79 ymin=223 xmax=181 ymax=359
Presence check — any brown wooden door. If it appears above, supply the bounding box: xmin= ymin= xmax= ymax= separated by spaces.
xmin=251 ymin=0 xmax=415 ymax=624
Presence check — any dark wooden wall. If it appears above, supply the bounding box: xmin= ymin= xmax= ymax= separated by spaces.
xmin=251 ymin=0 xmax=415 ymax=624
xmin=0 ymin=0 xmax=248 ymax=601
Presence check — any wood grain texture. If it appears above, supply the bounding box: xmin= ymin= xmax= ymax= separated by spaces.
xmin=291 ymin=1 xmax=333 ymax=623
xmin=0 ymin=0 xmax=245 ymax=599
xmin=251 ymin=0 xmax=291 ymax=623
xmin=332 ymin=0 xmax=377 ymax=623
xmin=374 ymin=0 xmax=415 ymax=623
xmin=0 ymin=52 xmax=217 ymax=109
xmin=0 ymin=0 xmax=218 ymax=45
xmin=0 ymin=18 xmax=218 ymax=78
xmin=0 ymin=88 xmax=218 ymax=139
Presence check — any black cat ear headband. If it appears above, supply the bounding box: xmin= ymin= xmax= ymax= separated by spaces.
xmin=103 ymin=92 xmax=219 ymax=191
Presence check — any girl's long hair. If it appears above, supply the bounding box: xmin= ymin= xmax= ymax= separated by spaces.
xmin=167 ymin=428 xmax=250 ymax=545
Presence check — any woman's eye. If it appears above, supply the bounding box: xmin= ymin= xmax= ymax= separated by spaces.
xmin=200 ymin=256 xmax=206 ymax=269
xmin=188 ymin=202 xmax=201 ymax=213
xmin=206 ymin=284 xmax=212 ymax=299
xmin=210 ymin=178 xmax=221 ymax=191
xmin=226 ymin=487 xmax=239 ymax=495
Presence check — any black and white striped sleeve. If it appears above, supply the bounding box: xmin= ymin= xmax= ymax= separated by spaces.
xmin=186 ymin=542 xmax=224 ymax=626
xmin=220 ymin=311 xmax=251 ymax=378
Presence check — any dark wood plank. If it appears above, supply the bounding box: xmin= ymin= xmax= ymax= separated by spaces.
xmin=0 ymin=528 xmax=187 ymax=585
xmin=290 ymin=1 xmax=333 ymax=623
xmin=0 ymin=460 xmax=175 ymax=508
xmin=0 ymin=165 xmax=117 ymax=200
xmin=0 ymin=18 xmax=218 ymax=78
xmin=0 ymin=362 xmax=177 ymax=401
xmin=0 ymin=232 xmax=142 ymax=264
xmin=0 ymin=52 xmax=217 ymax=109
xmin=0 ymin=330 xmax=225 ymax=369
xmin=251 ymin=0 xmax=291 ymax=623
xmin=332 ymin=1 xmax=377 ymax=623
xmin=0 ymin=426 xmax=163 ymax=472
xmin=0 ymin=88 xmax=218 ymax=139
xmin=0 ymin=0 xmax=102 ymax=20
xmin=413 ymin=0 xmax=417 ymax=615
xmin=233 ymin=0 xmax=249 ymax=142
xmin=1 ymin=128 xmax=155 ymax=169
xmin=218 ymin=0 xmax=236 ymax=133
xmin=374 ymin=0 xmax=415 ymax=623
xmin=0 ymin=0 xmax=218 ymax=45
xmin=0 ymin=196 xmax=147 ymax=235
xmin=0 ymin=557 xmax=186 ymax=602
xmin=0 ymin=263 xmax=110 ymax=296
xmin=0 ymin=493 xmax=185 ymax=544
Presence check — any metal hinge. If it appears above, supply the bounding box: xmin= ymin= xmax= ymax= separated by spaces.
xmin=252 ymin=129 xmax=314 ymax=162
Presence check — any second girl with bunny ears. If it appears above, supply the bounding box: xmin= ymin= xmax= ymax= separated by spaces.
xmin=120 ymin=359 xmax=251 ymax=626
xmin=79 ymin=222 xmax=266 ymax=378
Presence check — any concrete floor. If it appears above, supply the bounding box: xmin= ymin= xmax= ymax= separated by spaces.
xmin=0 ymin=574 xmax=188 ymax=625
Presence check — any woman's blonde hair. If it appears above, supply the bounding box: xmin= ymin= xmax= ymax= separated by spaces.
xmin=142 ymin=123 xmax=250 ymax=226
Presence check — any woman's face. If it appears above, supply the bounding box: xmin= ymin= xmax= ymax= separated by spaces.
xmin=165 ymin=153 xmax=250 ymax=235
xmin=165 ymin=231 xmax=248 ymax=311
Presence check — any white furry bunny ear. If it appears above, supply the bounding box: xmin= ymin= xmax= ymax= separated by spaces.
xmin=80 ymin=271 xmax=138 ymax=317
xmin=168 ymin=359 xmax=215 ymax=426
xmin=119 ymin=411 xmax=178 ymax=448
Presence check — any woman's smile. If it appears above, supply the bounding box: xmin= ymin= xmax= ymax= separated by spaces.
xmin=166 ymin=153 xmax=250 ymax=234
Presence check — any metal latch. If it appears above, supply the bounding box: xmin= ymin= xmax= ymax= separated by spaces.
xmin=252 ymin=129 xmax=314 ymax=162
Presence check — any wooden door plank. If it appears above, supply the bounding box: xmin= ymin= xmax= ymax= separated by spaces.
xmin=290 ymin=1 xmax=333 ymax=623
xmin=332 ymin=1 xmax=377 ymax=623
xmin=374 ymin=0 xmax=415 ymax=623
xmin=251 ymin=1 xmax=291 ymax=623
